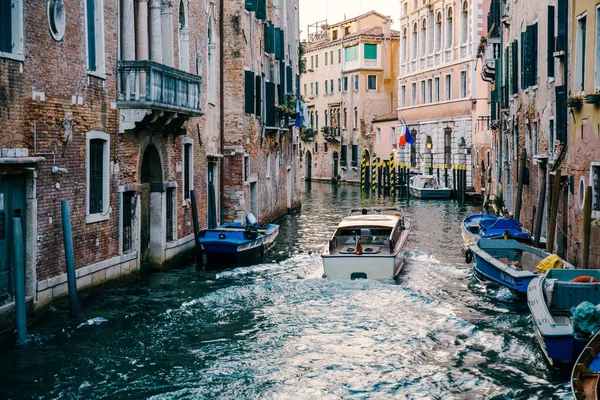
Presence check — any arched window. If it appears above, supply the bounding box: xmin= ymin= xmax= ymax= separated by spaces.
xmin=412 ymin=22 xmax=418 ymax=60
xmin=325 ymin=111 xmax=328 ymax=127
xmin=460 ymin=1 xmax=468 ymax=44
xmin=446 ymin=7 xmax=453 ymax=49
xmin=420 ymin=19 xmax=427 ymax=57
xmin=178 ymin=0 xmax=189 ymax=72
xmin=401 ymin=27 xmax=408 ymax=63
xmin=435 ymin=12 xmax=442 ymax=52
xmin=207 ymin=17 xmax=216 ymax=103
xmin=316 ymin=111 xmax=319 ymax=130
xmin=354 ymin=107 xmax=358 ymax=129
xmin=343 ymin=108 xmax=347 ymax=128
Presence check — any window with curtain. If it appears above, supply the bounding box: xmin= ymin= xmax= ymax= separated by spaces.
xmin=345 ymin=45 xmax=358 ymax=62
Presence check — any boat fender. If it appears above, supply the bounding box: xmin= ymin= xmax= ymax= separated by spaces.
xmin=571 ymin=276 xmax=600 ymax=283
xmin=465 ymin=249 xmax=473 ymax=264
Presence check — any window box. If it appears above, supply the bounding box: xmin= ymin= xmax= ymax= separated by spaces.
xmin=585 ymin=93 xmax=600 ymax=105
xmin=567 ymin=95 xmax=584 ymax=108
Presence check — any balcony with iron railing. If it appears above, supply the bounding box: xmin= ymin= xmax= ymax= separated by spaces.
xmin=117 ymin=60 xmax=203 ymax=116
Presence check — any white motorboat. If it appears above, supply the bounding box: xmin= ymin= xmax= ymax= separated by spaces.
xmin=321 ymin=208 xmax=411 ymax=280
xmin=409 ymin=175 xmax=452 ymax=199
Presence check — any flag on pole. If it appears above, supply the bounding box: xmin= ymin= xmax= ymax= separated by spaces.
xmin=398 ymin=118 xmax=415 ymax=147
xmin=294 ymin=100 xmax=303 ymax=128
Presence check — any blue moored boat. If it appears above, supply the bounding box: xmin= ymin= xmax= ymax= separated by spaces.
xmin=468 ymin=239 xmax=574 ymax=293
xmin=528 ymin=269 xmax=600 ymax=366
xmin=198 ymin=214 xmax=279 ymax=264
xmin=461 ymin=213 xmax=533 ymax=249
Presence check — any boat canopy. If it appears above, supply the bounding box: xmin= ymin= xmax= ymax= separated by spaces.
xmin=337 ymin=215 xmax=400 ymax=230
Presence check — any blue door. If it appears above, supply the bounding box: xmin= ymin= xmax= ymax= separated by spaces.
xmin=0 ymin=175 xmax=26 ymax=306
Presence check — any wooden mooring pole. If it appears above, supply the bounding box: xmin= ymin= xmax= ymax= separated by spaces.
xmin=547 ymin=169 xmax=561 ymax=253
xmin=190 ymin=190 xmax=203 ymax=269
xmin=515 ymin=149 xmax=527 ymax=222
xmin=61 ymin=200 xmax=79 ymax=318
xmin=582 ymin=185 xmax=592 ymax=269
xmin=533 ymin=165 xmax=547 ymax=248
xmin=13 ymin=218 xmax=27 ymax=344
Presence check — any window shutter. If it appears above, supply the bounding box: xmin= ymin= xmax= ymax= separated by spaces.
xmin=264 ymin=22 xmax=275 ymax=53
xmin=511 ymin=40 xmax=518 ymax=95
xmin=364 ymin=44 xmax=377 ymax=59
xmin=286 ymin=66 xmax=293 ymax=94
xmin=274 ymin=28 xmax=282 ymax=60
xmin=532 ymin=23 xmax=538 ymax=86
xmin=278 ymin=29 xmax=285 ymax=60
xmin=245 ymin=0 xmax=255 ymax=12
xmin=296 ymin=74 xmax=300 ymax=97
xmin=255 ymin=75 xmax=262 ymax=117
xmin=278 ymin=61 xmax=285 ymax=102
xmin=556 ymin=0 xmax=567 ymax=53
xmin=341 ymin=145 xmax=347 ymax=165
xmin=244 ymin=70 xmax=255 ymax=114
xmin=555 ymin=85 xmax=567 ymax=143
xmin=520 ymin=32 xmax=525 ymax=90
xmin=255 ymin=0 xmax=266 ymax=20
xmin=0 ymin=0 xmax=12 ymax=53
xmin=265 ymin=81 xmax=276 ymax=126
xmin=547 ymin=6 xmax=555 ymax=78
xmin=87 ymin=0 xmax=97 ymax=71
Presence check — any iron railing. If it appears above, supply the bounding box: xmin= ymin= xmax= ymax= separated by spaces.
xmin=117 ymin=60 xmax=202 ymax=115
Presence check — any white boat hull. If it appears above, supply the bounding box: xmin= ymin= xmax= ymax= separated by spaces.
xmin=322 ymin=253 xmax=405 ymax=280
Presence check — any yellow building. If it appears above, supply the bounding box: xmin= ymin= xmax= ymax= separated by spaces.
xmin=301 ymin=11 xmax=400 ymax=183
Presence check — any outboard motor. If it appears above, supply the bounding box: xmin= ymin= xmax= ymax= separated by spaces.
xmin=245 ymin=213 xmax=259 ymax=227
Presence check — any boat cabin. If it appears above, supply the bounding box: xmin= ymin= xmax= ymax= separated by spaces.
xmin=328 ymin=215 xmax=405 ymax=256
xmin=411 ymin=175 xmax=441 ymax=189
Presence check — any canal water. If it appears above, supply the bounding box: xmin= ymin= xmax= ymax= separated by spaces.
xmin=1 ymin=182 xmax=571 ymax=399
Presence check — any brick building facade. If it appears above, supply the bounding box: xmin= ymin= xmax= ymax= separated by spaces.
xmin=0 ymin=0 xmax=224 ymax=329
xmin=221 ymin=0 xmax=301 ymax=224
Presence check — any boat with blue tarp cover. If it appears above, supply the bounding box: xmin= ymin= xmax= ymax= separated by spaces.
xmin=468 ymin=239 xmax=574 ymax=293
xmin=461 ymin=213 xmax=533 ymax=249
xmin=198 ymin=214 xmax=279 ymax=265
xmin=528 ymin=269 xmax=600 ymax=366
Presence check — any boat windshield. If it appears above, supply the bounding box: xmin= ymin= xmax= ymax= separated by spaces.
xmin=334 ymin=228 xmax=393 ymax=246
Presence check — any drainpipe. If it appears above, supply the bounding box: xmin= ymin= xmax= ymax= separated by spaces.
xmin=219 ymin=0 xmax=225 ymax=224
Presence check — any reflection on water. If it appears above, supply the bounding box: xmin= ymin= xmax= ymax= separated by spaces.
xmin=0 ymin=182 xmax=570 ymax=399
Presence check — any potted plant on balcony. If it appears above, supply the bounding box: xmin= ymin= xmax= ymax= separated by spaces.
xmin=321 ymin=126 xmax=330 ymax=135
xmin=300 ymin=127 xmax=316 ymax=141
xmin=567 ymin=95 xmax=584 ymax=108
xmin=585 ymin=91 xmax=600 ymax=105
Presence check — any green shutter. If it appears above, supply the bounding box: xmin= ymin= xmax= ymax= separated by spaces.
xmin=245 ymin=0 xmax=255 ymax=12
xmin=532 ymin=23 xmax=538 ymax=86
xmin=256 ymin=0 xmax=266 ymax=20
xmin=266 ymin=81 xmax=276 ymax=126
xmin=556 ymin=0 xmax=567 ymax=52
xmin=0 ymin=0 xmax=12 ymax=53
xmin=87 ymin=0 xmax=97 ymax=71
xmin=264 ymin=22 xmax=275 ymax=54
xmin=278 ymin=29 xmax=285 ymax=60
xmin=274 ymin=28 xmax=282 ymax=60
xmin=364 ymin=44 xmax=377 ymax=60
xmin=511 ymin=41 xmax=518 ymax=95
xmin=547 ymin=7 xmax=555 ymax=78
xmin=255 ymin=75 xmax=262 ymax=117
xmin=520 ymin=32 xmax=525 ymax=89
xmin=245 ymin=70 xmax=255 ymax=114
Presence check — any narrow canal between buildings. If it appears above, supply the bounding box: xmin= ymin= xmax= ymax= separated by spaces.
xmin=1 ymin=182 xmax=571 ymax=399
